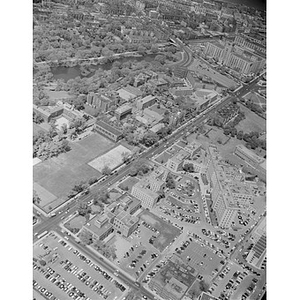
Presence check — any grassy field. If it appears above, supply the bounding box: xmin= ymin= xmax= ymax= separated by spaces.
xmin=33 ymin=133 xmax=114 ymax=211
xmin=118 ymin=177 xmax=139 ymax=193
xmin=154 ymin=152 xmax=173 ymax=165
xmin=236 ymin=104 xmax=266 ymax=134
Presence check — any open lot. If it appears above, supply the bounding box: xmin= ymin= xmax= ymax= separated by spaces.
xmin=236 ymin=104 xmax=266 ymax=134
xmin=154 ymin=151 xmax=173 ymax=165
xmin=64 ymin=215 xmax=87 ymax=234
xmin=33 ymin=232 xmax=127 ymax=300
xmin=118 ymin=177 xmax=139 ymax=193
xmin=88 ymin=145 xmax=132 ymax=173
xmin=33 ymin=134 xmax=114 ymax=212
xmin=140 ymin=211 xmax=181 ymax=252
xmin=33 ymin=123 xmax=47 ymax=135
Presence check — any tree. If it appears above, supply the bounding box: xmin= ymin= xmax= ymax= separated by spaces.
xmin=166 ymin=174 xmax=176 ymax=189
xmin=142 ymin=132 xmax=159 ymax=147
xmin=78 ymin=202 xmax=91 ymax=217
xmin=79 ymin=230 xmax=93 ymax=245
xmin=102 ymin=165 xmax=112 ymax=176
xmin=33 ymin=190 xmax=41 ymax=205
xmin=137 ymin=45 xmax=147 ymax=55
xmin=183 ymin=163 xmax=194 ymax=173
xmin=237 ymin=130 xmax=244 ymax=140
xmin=154 ymin=54 xmax=166 ymax=64
xmin=61 ymin=123 xmax=68 ymax=134
xmin=150 ymin=44 xmax=159 ymax=53
xmin=129 ymin=166 xmax=138 ymax=177
xmin=94 ymin=188 xmax=110 ymax=205
xmin=121 ymin=151 xmax=131 ymax=163
xmin=72 ymin=181 xmax=88 ymax=193
xmin=199 ymin=280 xmax=209 ymax=292
xmin=88 ymin=177 xmax=98 ymax=185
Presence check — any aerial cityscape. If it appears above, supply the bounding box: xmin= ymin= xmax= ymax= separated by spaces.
xmin=32 ymin=1 xmax=267 ymax=300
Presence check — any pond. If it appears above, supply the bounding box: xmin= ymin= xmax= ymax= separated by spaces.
xmin=51 ymin=54 xmax=157 ymax=82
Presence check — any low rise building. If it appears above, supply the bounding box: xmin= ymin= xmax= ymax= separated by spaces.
xmin=113 ymin=211 xmax=139 ymax=237
xmin=136 ymin=95 xmax=157 ymax=110
xmin=33 ymin=104 xmax=64 ymax=123
xmin=82 ymin=214 xmax=114 ymax=242
xmin=117 ymin=85 xmax=143 ymax=101
xmin=94 ymin=120 xmax=123 ymax=142
xmin=246 ymin=234 xmax=266 ymax=269
xmin=115 ymin=104 xmax=132 ymax=121
xmin=235 ymin=144 xmax=265 ymax=169
xmin=150 ymin=123 xmax=165 ymax=134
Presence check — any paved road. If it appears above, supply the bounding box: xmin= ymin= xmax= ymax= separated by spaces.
xmin=34 ymin=74 xmax=264 ymax=237
xmin=33 ymin=74 xmax=265 ymax=298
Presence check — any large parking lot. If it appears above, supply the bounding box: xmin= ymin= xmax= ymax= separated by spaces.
xmin=108 ymin=228 xmax=160 ymax=280
xmin=175 ymin=238 xmax=225 ymax=281
xmin=33 ymin=232 xmax=127 ymax=300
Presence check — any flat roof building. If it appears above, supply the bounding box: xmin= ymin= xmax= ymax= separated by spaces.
xmin=136 ymin=95 xmax=156 ymax=110
xmin=235 ymin=144 xmax=265 ymax=169
xmin=166 ymin=149 xmax=190 ymax=172
xmin=115 ymin=104 xmax=132 ymax=120
xmin=94 ymin=120 xmax=123 ymax=142
xmin=82 ymin=214 xmax=114 ymax=242
xmin=113 ymin=211 xmax=139 ymax=237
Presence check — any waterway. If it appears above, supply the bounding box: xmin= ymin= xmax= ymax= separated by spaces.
xmin=51 ymin=54 xmax=157 ymax=82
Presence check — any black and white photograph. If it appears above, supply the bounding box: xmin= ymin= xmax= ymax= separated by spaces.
xmin=4 ymin=0 xmax=299 ymax=299
xmin=31 ymin=1 xmax=268 ymax=300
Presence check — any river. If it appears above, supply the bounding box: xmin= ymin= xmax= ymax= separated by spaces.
xmin=51 ymin=54 xmax=157 ymax=82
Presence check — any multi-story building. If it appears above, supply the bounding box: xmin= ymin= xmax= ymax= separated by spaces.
xmin=113 ymin=211 xmax=139 ymax=237
xmin=131 ymin=183 xmax=159 ymax=209
xmin=136 ymin=95 xmax=157 ymax=110
xmin=234 ymin=35 xmax=266 ymax=55
xmin=115 ymin=104 xmax=132 ymax=121
xmin=86 ymin=93 xmax=114 ymax=112
xmin=207 ymin=146 xmax=239 ymax=228
xmin=131 ymin=168 xmax=165 ymax=209
xmin=166 ymin=150 xmax=190 ymax=172
xmin=94 ymin=120 xmax=123 ymax=142
xmin=82 ymin=214 xmax=114 ymax=242
xmin=204 ymin=40 xmax=266 ymax=75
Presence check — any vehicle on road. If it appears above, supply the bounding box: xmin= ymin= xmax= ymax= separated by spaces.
xmin=37 ymin=231 xmax=48 ymax=239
